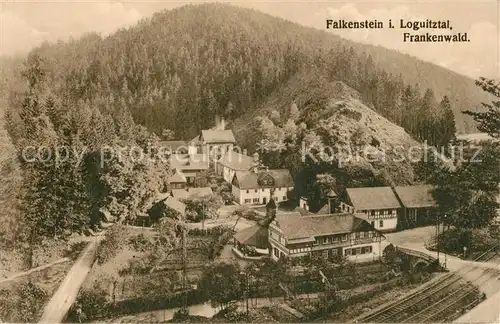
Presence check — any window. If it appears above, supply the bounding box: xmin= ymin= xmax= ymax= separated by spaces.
xmin=274 ymin=248 xmax=279 ymax=257
xmin=380 ymin=220 xmax=384 ymax=228
xmin=371 ymin=210 xmax=376 ymax=216
xmin=360 ymin=232 xmax=365 ymax=238
xmin=355 ymin=232 xmax=360 ymax=239
xmin=331 ymin=249 xmax=338 ymax=256
xmin=356 ymin=247 xmax=362 ymax=255
xmin=246 ymin=190 xmax=249 ymax=194
xmin=313 ymin=239 xmax=319 ymax=245
xmin=388 ymin=209 xmax=393 ymax=215
xmin=371 ymin=221 xmax=375 ymax=227
xmin=332 ymin=236 xmax=339 ymax=242
xmin=244 ymin=199 xmax=251 ymax=204
xmin=283 ymin=196 xmax=286 ymax=201
xmin=345 ymin=249 xmax=352 ymax=256
xmin=341 ymin=234 xmax=348 ymax=242
xmin=253 ymin=198 xmax=260 ymax=203
xmin=255 ymin=189 xmax=258 ymax=193
xmin=322 ymin=250 xmax=329 ymax=259
xmin=326 ymin=237 xmax=332 ymax=243
xmin=323 ymin=237 xmax=328 ymax=244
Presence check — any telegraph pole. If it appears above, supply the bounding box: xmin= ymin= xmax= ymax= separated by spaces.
xmin=436 ymin=215 xmax=440 ymax=267
xmin=181 ymin=225 xmax=188 ymax=312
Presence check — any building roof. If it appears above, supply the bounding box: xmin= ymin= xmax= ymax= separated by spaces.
xmin=162 ymin=196 xmax=187 ymax=216
xmin=158 ymin=140 xmax=188 ymax=152
xmin=293 ymin=207 xmax=313 ymax=216
xmin=171 ymin=187 xmax=213 ymax=200
xmin=201 ymin=129 xmax=236 ymax=144
xmin=275 ymin=213 xmax=372 ymax=241
xmin=233 ymin=169 xmax=294 ymax=190
xmin=168 ymin=168 xmax=187 ymax=184
xmin=218 ymin=151 xmax=255 ymax=171
xmin=170 ymin=154 xmax=209 ymax=171
xmin=394 ymin=185 xmax=437 ymax=208
xmin=316 ymin=204 xmax=331 ymax=215
xmin=233 ymin=225 xmax=268 ymax=249
xmin=346 ymin=187 xmax=401 ymax=211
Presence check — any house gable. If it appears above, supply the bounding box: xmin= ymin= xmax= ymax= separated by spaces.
xmin=258 ymin=173 xmax=275 ymax=187
xmin=231 ymin=174 xmax=240 ymax=187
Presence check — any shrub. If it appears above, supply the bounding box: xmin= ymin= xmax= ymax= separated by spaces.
xmin=17 ymin=281 xmax=48 ymax=322
xmin=128 ymin=233 xmax=154 ymax=252
xmin=72 ymin=289 xmax=110 ymax=321
xmin=96 ymin=224 xmax=128 ymax=265
xmin=64 ymin=241 xmax=88 ymax=261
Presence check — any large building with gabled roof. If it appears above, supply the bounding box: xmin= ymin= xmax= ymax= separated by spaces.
xmin=268 ymin=212 xmax=385 ymax=262
xmin=344 ymin=187 xmax=401 ymax=232
xmin=393 ymin=185 xmax=437 ymax=228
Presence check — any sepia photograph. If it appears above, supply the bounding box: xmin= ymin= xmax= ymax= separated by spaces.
xmin=0 ymin=0 xmax=499 ymax=323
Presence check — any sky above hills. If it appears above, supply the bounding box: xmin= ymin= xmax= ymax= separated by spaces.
xmin=1 ymin=1 xmax=499 ymax=79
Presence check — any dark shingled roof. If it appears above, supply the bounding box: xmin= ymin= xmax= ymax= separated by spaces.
xmin=275 ymin=213 xmax=371 ymax=241
xmin=394 ymin=185 xmax=437 ymax=208
xmin=233 ymin=225 xmax=268 ymax=249
xmin=201 ymin=129 xmax=236 ymax=144
xmin=346 ymin=187 xmax=401 ymax=210
xmin=218 ymin=151 xmax=255 ymax=171
xmin=233 ymin=169 xmax=294 ymax=190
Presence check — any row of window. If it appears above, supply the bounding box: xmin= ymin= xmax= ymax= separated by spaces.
xmin=371 ymin=220 xmax=384 ymax=228
xmin=290 ymin=247 xmax=312 ymax=254
xmin=345 ymin=246 xmax=373 ymax=256
xmin=243 ymin=196 xmax=287 ymax=204
xmin=245 ymin=187 xmax=289 ymax=193
xmin=313 ymin=231 xmax=376 ymax=245
xmin=361 ymin=209 xmax=395 ymax=216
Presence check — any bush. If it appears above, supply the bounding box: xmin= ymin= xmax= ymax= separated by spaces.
xmin=17 ymin=281 xmax=49 ymax=322
xmin=64 ymin=241 xmax=88 ymax=261
xmin=438 ymin=228 xmax=498 ymax=256
xmin=72 ymin=289 xmax=110 ymax=321
xmin=128 ymin=233 xmax=154 ymax=252
xmin=96 ymin=224 xmax=128 ymax=264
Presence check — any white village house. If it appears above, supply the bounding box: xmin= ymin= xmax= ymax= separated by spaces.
xmin=344 ymin=187 xmax=401 ymax=232
xmin=231 ymin=168 xmax=294 ymax=205
xmin=216 ymin=150 xmax=259 ymax=183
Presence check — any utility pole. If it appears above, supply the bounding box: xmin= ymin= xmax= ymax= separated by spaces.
xmin=436 ymin=215 xmax=440 ymax=268
xmin=202 ymin=202 xmax=205 ymax=230
xmin=181 ymin=225 xmax=188 ymax=312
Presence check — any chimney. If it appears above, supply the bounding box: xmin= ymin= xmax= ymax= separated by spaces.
xmin=220 ymin=116 xmax=225 ymax=130
xmin=215 ymin=114 xmax=220 ymax=129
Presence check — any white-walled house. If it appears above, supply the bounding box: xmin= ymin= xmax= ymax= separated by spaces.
xmin=231 ymin=169 xmax=294 ymax=205
xmin=268 ymin=212 xmax=385 ymax=262
xmin=216 ymin=150 xmax=256 ymax=183
xmin=344 ymin=187 xmax=401 ymax=232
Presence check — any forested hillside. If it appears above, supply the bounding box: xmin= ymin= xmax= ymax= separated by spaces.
xmin=4 ymin=3 xmax=489 ymax=141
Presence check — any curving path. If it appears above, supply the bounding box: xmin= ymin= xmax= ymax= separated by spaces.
xmin=38 ymin=236 xmax=103 ymax=324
